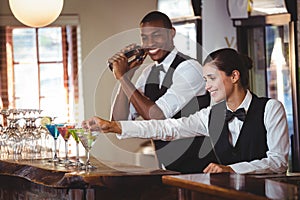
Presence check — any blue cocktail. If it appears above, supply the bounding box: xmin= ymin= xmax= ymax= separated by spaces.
xmin=46 ymin=124 xmax=63 ymax=162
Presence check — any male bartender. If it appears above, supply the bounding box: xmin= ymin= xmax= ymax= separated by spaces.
xmin=108 ymin=11 xmax=210 ymax=173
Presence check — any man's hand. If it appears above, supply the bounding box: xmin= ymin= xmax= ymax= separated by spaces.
xmin=108 ymin=44 xmax=145 ymax=80
xmin=203 ymin=163 xmax=234 ymax=173
xmin=81 ymin=117 xmax=122 ymax=134
xmin=121 ymin=43 xmax=146 ymax=70
xmin=108 ymin=52 xmax=129 ymax=80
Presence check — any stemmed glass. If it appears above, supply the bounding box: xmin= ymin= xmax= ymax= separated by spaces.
xmin=45 ymin=123 xmax=63 ymax=162
xmin=68 ymin=128 xmax=84 ymax=167
xmin=38 ymin=116 xmax=55 ymax=157
xmin=77 ymin=129 xmax=99 ymax=170
xmin=5 ymin=109 xmax=23 ymax=156
xmin=57 ymin=124 xmax=75 ymax=165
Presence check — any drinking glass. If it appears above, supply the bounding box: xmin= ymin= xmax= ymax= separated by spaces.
xmin=45 ymin=124 xmax=63 ymax=162
xmin=77 ymin=129 xmax=99 ymax=169
xmin=39 ymin=116 xmax=55 ymax=156
xmin=57 ymin=124 xmax=75 ymax=165
xmin=69 ymin=128 xmax=84 ymax=167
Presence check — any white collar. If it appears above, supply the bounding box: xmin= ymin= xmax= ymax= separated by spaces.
xmin=227 ymin=90 xmax=252 ymax=113
xmin=155 ymin=48 xmax=178 ymax=72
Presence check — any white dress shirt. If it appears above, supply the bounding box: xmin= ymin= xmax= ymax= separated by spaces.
xmin=120 ymin=90 xmax=289 ymax=174
xmin=128 ymin=48 xmax=206 ymax=119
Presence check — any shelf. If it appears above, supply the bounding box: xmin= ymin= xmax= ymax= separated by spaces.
xmin=233 ymin=13 xmax=291 ymax=27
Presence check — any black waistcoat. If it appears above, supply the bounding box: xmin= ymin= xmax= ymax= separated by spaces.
xmin=144 ymin=52 xmax=210 ymax=173
xmin=206 ymin=94 xmax=269 ymax=168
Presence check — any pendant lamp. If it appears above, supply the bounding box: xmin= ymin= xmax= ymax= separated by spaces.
xmin=9 ymin=0 xmax=64 ymax=27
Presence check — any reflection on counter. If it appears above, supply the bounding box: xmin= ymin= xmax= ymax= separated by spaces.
xmin=0 ymin=156 xmax=179 ymax=200
xmin=163 ymin=173 xmax=299 ymax=200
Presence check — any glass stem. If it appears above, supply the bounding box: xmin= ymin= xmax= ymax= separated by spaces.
xmin=54 ymin=139 xmax=58 ymax=160
xmin=86 ymin=150 xmax=90 ymax=167
xmin=65 ymin=140 xmax=68 ymax=161
xmin=76 ymin=142 xmax=79 ymax=162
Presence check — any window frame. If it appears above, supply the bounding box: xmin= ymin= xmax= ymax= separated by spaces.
xmin=1 ymin=23 xmax=80 ymax=122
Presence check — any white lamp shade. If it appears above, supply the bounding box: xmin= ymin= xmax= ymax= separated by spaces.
xmin=9 ymin=0 xmax=64 ymax=27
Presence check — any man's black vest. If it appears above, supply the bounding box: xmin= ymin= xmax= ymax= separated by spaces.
xmin=144 ymin=52 xmax=210 ymax=173
xmin=199 ymin=94 xmax=270 ymax=171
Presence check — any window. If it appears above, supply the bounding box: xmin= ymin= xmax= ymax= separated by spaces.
xmin=158 ymin=0 xmax=202 ymax=61
xmin=173 ymin=19 xmax=199 ymax=59
xmin=2 ymin=25 xmax=79 ymax=123
xmin=158 ymin=0 xmax=194 ymax=18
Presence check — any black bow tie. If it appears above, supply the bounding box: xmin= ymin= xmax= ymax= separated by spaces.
xmin=225 ymin=108 xmax=246 ymax=122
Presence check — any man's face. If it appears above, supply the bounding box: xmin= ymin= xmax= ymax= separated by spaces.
xmin=140 ymin=20 xmax=175 ymax=62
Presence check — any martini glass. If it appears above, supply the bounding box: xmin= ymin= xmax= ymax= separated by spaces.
xmin=45 ymin=123 xmax=63 ymax=162
xmin=77 ymin=129 xmax=99 ymax=170
xmin=39 ymin=116 xmax=56 ymax=156
xmin=57 ymin=124 xmax=75 ymax=165
xmin=69 ymin=128 xmax=84 ymax=167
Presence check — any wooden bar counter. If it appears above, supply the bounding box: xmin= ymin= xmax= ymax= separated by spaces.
xmin=0 ymin=156 xmax=179 ymax=200
xmin=162 ymin=173 xmax=299 ymax=200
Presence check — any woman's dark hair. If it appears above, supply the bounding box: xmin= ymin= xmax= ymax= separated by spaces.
xmin=203 ymin=48 xmax=253 ymax=89
xmin=140 ymin=11 xmax=172 ymax=29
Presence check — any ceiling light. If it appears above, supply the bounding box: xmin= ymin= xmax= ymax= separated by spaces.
xmin=9 ymin=0 xmax=64 ymax=27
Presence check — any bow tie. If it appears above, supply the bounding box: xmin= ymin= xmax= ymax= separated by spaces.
xmin=225 ymin=108 xmax=246 ymax=122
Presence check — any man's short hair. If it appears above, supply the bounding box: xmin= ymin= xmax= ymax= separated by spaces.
xmin=140 ymin=11 xmax=172 ymax=29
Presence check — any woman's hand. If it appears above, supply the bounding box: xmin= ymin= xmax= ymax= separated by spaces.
xmin=203 ymin=163 xmax=234 ymax=173
xmin=81 ymin=117 xmax=122 ymax=134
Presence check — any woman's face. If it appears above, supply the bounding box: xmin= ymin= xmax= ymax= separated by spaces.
xmin=140 ymin=20 xmax=175 ymax=63
xmin=203 ymin=63 xmax=233 ymax=103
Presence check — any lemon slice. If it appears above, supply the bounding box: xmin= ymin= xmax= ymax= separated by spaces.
xmin=40 ymin=116 xmax=51 ymax=127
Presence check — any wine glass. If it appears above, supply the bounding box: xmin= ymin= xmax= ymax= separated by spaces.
xmin=69 ymin=128 xmax=84 ymax=167
xmin=77 ymin=129 xmax=99 ymax=170
xmin=57 ymin=124 xmax=75 ymax=165
xmin=45 ymin=123 xmax=63 ymax=162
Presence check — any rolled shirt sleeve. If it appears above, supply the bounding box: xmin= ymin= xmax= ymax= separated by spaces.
xmin=129 ymin=56 xmax=206 ymax=119
xmin=155 ymin=59 xmax=206 ymax=118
